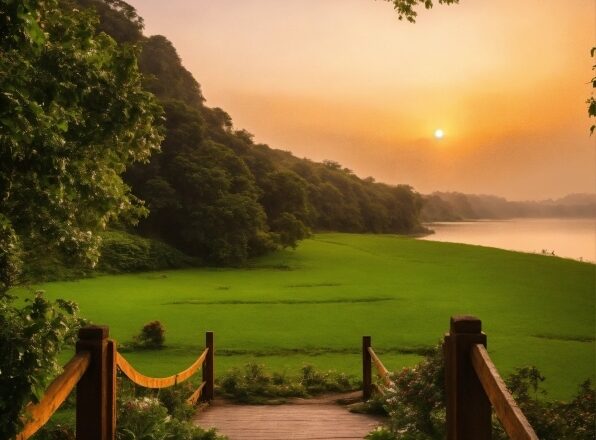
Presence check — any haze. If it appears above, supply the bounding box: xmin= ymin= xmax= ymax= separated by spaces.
xmin=126 ymin=0 xmax=595 ymax=200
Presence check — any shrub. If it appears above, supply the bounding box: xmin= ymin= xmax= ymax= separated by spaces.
xmin=98 ymin=230 xmax=195 ymax=274
xmin=116 ymin=397 xmax=225 ymax=440
xmin=371 ymin=345 xmax=596 ymax=440
xmin=134 ymin=321 xmax=166 ymax=349
xmin=218 ymin=363 xmax=358 ymax=404
xmin=0 ymin=292 xmax=81 ymax=438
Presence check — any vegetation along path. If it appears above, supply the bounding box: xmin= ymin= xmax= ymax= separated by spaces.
xmin=194 ymin=393 xmax=383 ymax=439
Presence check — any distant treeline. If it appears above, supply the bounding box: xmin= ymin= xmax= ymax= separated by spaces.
xmin=421 ymin=192 xmax=596 ymax=222
xmin=72 ymin=0 xmax=426 ymax=265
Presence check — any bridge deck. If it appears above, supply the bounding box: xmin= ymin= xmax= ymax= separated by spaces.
xmin=194 ymin=393 xmax=385 ymax=440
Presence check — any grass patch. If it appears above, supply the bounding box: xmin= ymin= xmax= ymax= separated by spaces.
xmin=16 ymin=233 xmax=595 ymax=400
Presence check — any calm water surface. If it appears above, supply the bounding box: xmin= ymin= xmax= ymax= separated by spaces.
xmin=420 ymin=218 xmax=596 ymax=262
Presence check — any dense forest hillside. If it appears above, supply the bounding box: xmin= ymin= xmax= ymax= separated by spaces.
xmin=421 ymin=192 xmax=596 ymax=222
xmin=72 ymin=0 xmax=426 ymax=265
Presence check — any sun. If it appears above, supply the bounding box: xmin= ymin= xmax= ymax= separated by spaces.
xmin=434 ymin=129 xmax=445 ymax=139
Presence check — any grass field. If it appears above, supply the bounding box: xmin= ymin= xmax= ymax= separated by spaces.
xmin=15 ymin=233 xmax=595 ymax=400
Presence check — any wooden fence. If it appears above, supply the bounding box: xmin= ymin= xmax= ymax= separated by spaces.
xmin=16 ymin=326 xmax=214 ymax=440
xmin=363 ymin=315 xmax=539 ymax=440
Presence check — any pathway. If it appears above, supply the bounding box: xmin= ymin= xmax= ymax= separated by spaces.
xmin=194 ymin=392 xmax=385 ymax=440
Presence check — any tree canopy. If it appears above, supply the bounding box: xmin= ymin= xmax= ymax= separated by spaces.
xmin=0 ymin=0 xmax=163 ymax=291
xmin=383 ymin=0 xmax=459 ymax=22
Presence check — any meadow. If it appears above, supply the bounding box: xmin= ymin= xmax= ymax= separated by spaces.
xmin=16 ymin=233 xmax=595 ymax=400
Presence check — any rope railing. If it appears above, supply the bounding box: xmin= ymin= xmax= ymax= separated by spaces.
xmin=116 ymin=348 xmax=208 ymax=388
xmin=16 ymin=352 xmax=92 ymax=440
xmin=14 ymin=326 xmax=215 ymax=440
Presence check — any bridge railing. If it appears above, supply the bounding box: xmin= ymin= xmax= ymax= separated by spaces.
xmin=16 ymin=326 xmax=214 ymax=440
xmin=363 ymin=315 xmax=539 ymax=440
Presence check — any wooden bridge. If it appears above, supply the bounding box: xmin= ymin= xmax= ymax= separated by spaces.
xmin=15 ymin=315 xmax=538 ymax=440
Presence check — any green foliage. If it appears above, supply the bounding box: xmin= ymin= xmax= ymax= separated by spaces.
xmin=218 ymin=363 xmax=357 ymax=404
xmin=374 ymin=346 xmax=596 ymax=440
xmin=98 ymin=230 xmax=194 ymax=273
xmin=0 ymin=292 xmax=81 ymax=438
xmin=134 ymin=320 xmax=166 ymax=349
xmin=365 ymin=426 xmax=397 ymax=440
xmin=0 ymin=0 xmax=163 ymax=291
xmin=382 ymin=343 xmax=445 ymax=439
xmin=117 ymin=397 xmax=225 ymax=440
xmin=383 ymin=0 xmax=459 ymax=23
xmin=493 ymin=369 xmax=596 ymax=440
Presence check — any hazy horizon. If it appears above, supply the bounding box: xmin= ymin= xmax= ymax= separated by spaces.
xmin=126 ymin=0 xmax=595 ymax=201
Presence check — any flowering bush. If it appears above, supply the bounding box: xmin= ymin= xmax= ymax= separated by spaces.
xmin=117 ymin=397 xmax=225 ymax=440
xmin=369 ymin=345 xmax=595 ymax=440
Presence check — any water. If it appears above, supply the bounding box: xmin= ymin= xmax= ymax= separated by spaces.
xmin=420 ymin=218 xmax=596 ymax=262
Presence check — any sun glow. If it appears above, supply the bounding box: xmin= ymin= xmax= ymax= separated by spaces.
xmin=434 ymin=129 xmax=445 ymax=139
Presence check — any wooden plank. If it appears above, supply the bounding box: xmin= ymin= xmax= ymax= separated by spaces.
xmin=367 ymin=347 xmax=394 ymax=387
xmin=187 ymin=381 xmax=207 ymax=405
xmin=471 ymin=344 xmax=539 ymax=440
xmin=194 ymin=395 xmax=385 ymax=440
xmin=116 ymin=348 xmax=208 ymax=388
xmin=16 ymin=352 xmax=91 ymax=440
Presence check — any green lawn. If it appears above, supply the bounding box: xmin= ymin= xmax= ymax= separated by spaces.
xmin=16 ymin=233 xmax=595 ymax=400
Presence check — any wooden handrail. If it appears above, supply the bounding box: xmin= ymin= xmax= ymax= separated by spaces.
xmin=471 ymin=344 xmax=539 ymax=440
xmin=368 ymin=347 xmax=394 ymax=387
xmin=116 ymin=348 xmax=208 ymax=388
xmin=16 ymin=351 xmax=91 ymax=440
xmin=186 ymin=381 xmax=207 ymax=405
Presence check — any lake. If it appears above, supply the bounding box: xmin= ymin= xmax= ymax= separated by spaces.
xmin=420 ymin=218 xmax=596 ymax=263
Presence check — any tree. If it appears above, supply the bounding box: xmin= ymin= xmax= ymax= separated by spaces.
xmin=0 ymin=0 xmax=163 ymax=289
xmin=383 ymin=0 xmax=459 ymax=22
xmin=0 ymin=0 xmax=162 ymax=435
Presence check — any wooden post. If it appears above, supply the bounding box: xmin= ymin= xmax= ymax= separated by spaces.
xmin=444 ymin=316 xmax=491 ymax=440
xmin=76 ymin=326 xmax=116 ymax=440
xmin=202 ymin=331 xmax=214 ymax=401
xmin=362 ymin=336 xmax=372 ymax=400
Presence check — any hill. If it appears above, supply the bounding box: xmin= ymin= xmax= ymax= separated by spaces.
xmin=421 ymin=192 xmax=596 ymax=222
xmin=72 ymin=0 xmax=427 ymax=266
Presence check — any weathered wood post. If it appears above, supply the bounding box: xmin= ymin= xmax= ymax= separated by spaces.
xmin=362 ymin=335 xmax=372 ymax=400
xmin=444 ymin=316 xmax=491 ymax=440
xmin=76 ymin=326 xmax=116 ymax=440
xmin=202 ymin=331 xmax=214 ymax=401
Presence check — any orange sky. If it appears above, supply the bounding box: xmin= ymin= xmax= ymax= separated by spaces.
xmin=126 ymin=0 xmax=595 ymax=200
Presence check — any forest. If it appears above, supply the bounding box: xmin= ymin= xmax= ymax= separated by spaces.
xmin=79 ymin=0 xmax=426 ymax=266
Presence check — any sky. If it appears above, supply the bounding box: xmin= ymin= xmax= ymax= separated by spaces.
xmin=126 ymin=0 xmax=595 ymax=200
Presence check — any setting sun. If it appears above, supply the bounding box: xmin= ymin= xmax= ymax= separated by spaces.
xmin=434 ymin=129 xmax=444 ymax=139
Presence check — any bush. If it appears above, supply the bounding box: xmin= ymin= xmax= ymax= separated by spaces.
xmin=134 ymin=321 xmax=165 ymax=349
xmin=218 ymin=363 xmax=358 ymax=404
xmin=98 ymin=230 xmax=195 ymax=274
xmin=0 ymin=292 xmax=81 ymax=438
xmin=370 ymin=345 xmax=596 ymax=440
xmin=116 ymin=397 xmax=225 ymax=440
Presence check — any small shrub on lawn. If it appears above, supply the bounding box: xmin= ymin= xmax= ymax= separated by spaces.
xmin=133 ymin=321 xmax=165 ymax=349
